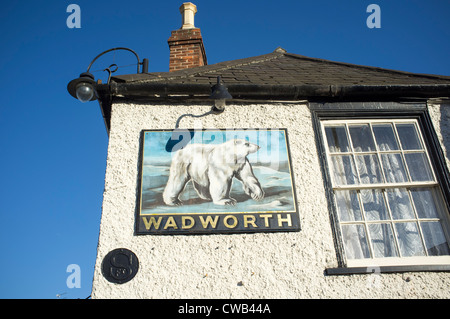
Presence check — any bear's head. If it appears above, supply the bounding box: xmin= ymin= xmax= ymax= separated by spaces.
xmin=231 ymin=139 xmax=260 ymax=157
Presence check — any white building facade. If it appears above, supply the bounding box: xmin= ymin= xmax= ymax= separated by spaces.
xmin=90 ymin=99 xmax=450 ymax=298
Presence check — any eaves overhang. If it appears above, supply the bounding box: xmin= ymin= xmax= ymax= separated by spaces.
xmin=106 ymin=81 xmax=450 ymax=101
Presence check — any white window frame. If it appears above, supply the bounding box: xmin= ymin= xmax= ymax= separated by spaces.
xmin=320 ymin=118 xmax=450 ymax=268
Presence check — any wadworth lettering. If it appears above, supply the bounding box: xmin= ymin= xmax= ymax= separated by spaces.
xmin=135 ymin=129 xmax=300 ymax=234
xmin=138 ymin=213 xmax=298 ymax=234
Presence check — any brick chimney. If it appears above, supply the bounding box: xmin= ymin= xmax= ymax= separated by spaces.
xmin=168 ymin=3 xmax=207 ymax=72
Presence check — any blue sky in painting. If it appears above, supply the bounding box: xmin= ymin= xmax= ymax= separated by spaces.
xmin=143 ymin=129 xmax=289 ymax=164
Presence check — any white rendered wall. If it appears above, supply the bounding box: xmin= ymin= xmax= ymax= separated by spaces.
xmin=91 ymin=101 xmax=450 ymax=298
xmin=428 ymin=102 xmax=450 ymax=171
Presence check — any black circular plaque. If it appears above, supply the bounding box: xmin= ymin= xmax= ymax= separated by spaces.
xmin=101 ymin=248 xmax=139 ymax=284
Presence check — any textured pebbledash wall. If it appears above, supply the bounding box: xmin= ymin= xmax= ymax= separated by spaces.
xmin=91 ymin=101 xmax=450 ymax=298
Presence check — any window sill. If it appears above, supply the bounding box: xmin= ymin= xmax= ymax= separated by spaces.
xmin=326 ymin=264 xmax=450 ymax=276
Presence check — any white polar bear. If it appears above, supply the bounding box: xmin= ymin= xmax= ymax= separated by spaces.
xmin=163 ymin=139 xmax=264 ymax=206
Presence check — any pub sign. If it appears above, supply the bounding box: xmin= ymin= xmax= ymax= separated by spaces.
xmin=135 ymin=128 xmax=300 ymax=234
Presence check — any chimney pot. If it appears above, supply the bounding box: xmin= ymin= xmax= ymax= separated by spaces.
xmin=180 ymin=2 xmax=197 ymax=29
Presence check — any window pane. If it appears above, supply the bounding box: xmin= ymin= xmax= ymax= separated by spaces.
xmin=386 ymin=188 xmax=415 ymax=220
xmin=404 ymin=153 xmax=434 ymax=182
xmin=361 ymin=189 xmax=389 ymax=221
xmin=331 ymin=155 xmax=358 ymax=185
xmin=395 ymin=222 xmax=425 ymax=257
xmin=410 ymin=188 xmax=439 ymax=219
xmin=380 ymin=153 xmax=408 ymax=183
xmin=325 ymin=126 xmax=350 ymax=153
xmin=369 ymin=223 xmax=398 ymax=258
xmin=341 ymin=224 xmax=370 ymax=259
xmin=373 ymin=124 xmax=399 ymax=151
xmin=335 ymin=190 xmax=362 ymax=221
xmin=396 ymin=123 xmax=423 ymax=150
xmin=349 ymin=124 xmax=376 ymax=152
xmin=420 ymin=222 xmax=450 ymax=256
xmin=356 ymin=154 xmax=383 ymax=184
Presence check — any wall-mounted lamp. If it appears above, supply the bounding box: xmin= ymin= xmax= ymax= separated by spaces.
xmin=210 ymin=76 xmax=232 ymax=113
xmin=70 ymin=71 xmax=97 ymax=103
xmin=67 ymin=47 xmax=148 ymax=103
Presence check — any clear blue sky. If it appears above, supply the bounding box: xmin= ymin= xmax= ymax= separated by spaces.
xmin=0 ymin=0 xmax=449 ymax=299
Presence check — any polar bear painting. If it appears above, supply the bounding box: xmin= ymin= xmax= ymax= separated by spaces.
xmin=163 ymin=139 xmax=264 ymax=206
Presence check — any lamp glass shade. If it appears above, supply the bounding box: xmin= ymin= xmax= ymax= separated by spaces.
xmin=76 ymin=83 xmax=95 ymax=103
xmin=214 ymin=99 xmax=226 ymax=110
